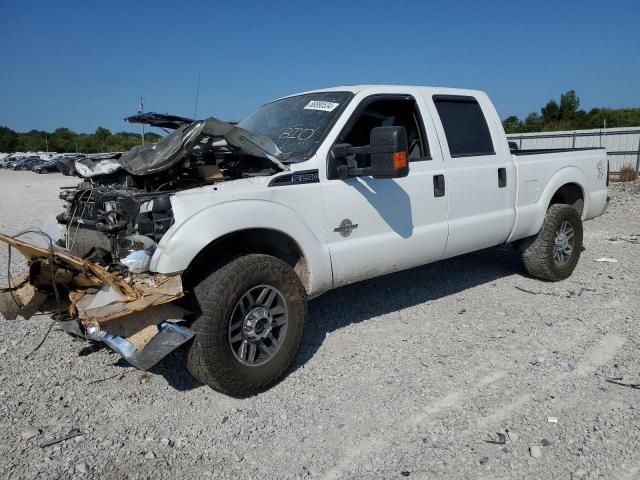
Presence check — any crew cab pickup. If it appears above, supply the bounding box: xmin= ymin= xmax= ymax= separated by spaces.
xmin=0 ymin=85 xmax=609 ymax=396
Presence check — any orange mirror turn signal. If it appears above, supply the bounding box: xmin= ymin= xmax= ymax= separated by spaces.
xmin=393 ymin=151 xmax=407 ymax=169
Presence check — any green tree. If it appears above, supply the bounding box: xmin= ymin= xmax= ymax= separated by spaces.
xmin=522 ymin=112 xmax=544 ymax=132
xmin=20 ymin=130 xmax=48 ymax=152
xmin=559 ymin=90 xmax=580 ymax=119
xmin=50 ymin=127 xmax=76 ymax=152
xmin=93 ymin=127 xmax=112 ymax=152
xmin=0 ymin=126 xmax=19 ymax=151
xmin=541 ymin=100 xmax=560 ymax=123
xmin=502 ymin=115 xmax=522 ymax=133
xmin=0 ymin=125 xmax=164 ymax=153
xmin=502 ymin=90 xmax=640 ymax=133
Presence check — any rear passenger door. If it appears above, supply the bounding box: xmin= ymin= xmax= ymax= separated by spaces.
xmin=427 ymin=94 xmax=514 ymax=257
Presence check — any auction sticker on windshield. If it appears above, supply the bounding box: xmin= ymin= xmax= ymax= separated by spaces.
xmin=304 ymin=100 xmax=340 ymax=112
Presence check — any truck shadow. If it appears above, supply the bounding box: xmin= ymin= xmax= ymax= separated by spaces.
xmin=148 ymin=245 xmax=524 ymax=392
xmin=349 ymin=177 xmax=414 ymax=238
xmin=293 ymin=245 xmax=524 ymax=373
xmin=148 ymin=349 xmax=199 ymax=391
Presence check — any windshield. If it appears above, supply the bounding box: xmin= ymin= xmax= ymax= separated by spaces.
xmin=237 ymin=91 xmax=353 ymax=162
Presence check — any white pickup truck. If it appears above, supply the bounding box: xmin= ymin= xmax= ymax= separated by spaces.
xmin=0 ymin=85 xmax=609 ymax=397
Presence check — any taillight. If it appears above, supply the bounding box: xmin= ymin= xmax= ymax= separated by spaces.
xmin=606 ymin=160 xmax=610 ymax=187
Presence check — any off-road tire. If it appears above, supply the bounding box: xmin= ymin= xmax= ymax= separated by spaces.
xmin=186 ymin=254 xmax=307 ymax=397
xmin=522 ymin=204 xmax=583 ymax=281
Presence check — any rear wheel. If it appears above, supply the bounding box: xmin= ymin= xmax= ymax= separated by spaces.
xmin=187 ymin=254 xmax=307 ymax=397
xmin=522 ymin=204 xmax=583 ymax=281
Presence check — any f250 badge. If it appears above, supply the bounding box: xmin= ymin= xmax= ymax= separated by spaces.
xmin=334 ymin=219 xmax=358 ymax=237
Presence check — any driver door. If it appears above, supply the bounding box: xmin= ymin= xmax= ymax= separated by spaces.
xmin=320 ymin=94 xmax=449 ymax=287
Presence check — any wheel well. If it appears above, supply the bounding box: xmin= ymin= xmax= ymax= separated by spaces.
xmin=184 ymin=228 xmax=310 ymax=293
xmin=549 ymin=183 xmax=584 ymax=214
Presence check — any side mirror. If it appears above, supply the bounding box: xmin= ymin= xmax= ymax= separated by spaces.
xmin=368 ymin=126 xmax=409 ymax=178
xmin=329 ymin=126 xmax=409 ymax=179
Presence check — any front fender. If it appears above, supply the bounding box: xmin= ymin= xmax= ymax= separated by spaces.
xmin=149 ymin=199 xmax=332 ymax=296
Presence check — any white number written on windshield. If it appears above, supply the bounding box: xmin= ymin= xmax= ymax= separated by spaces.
xmin=279 ymin=127 xmax=316 ymax=141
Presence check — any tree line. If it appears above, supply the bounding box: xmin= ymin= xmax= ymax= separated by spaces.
xmin=0 ymin=126 xmax=162 ymax=153
xmin=503 ymin=91 xmax=640 ymax=134
xmin=2 ymin=91 xmax=639 ymax=152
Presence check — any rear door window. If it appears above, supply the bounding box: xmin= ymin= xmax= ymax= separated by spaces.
xmin=433 ymin=95 xmax=495 ymax=157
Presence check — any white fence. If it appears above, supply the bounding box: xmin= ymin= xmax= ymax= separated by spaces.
xmin=507 ymin=126 xmax=640 ymax=173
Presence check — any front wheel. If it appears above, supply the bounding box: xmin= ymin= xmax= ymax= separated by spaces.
xmin=187 ymin=254 xmax=307 ymax=397
xmin=521 ymin=204 xmax=583 ymax=281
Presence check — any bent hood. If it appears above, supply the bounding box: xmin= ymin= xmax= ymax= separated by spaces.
xmin=76 ymin=118 xmax=290 ymax=178
xmin=124 ymin=112 xmax=195 ymax=130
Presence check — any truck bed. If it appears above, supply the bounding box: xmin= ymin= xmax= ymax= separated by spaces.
xmin=507 ymin=146 xmax=609 ymax=243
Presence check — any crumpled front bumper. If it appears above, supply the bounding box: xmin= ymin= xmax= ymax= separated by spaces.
xmin=0 ymin=232 xmax=191 ymax=370
xmin=61 ymin=317 xmax=194 ymax=370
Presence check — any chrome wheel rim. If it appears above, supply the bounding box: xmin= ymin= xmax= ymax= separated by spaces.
xmin=553 ymin=220 xmax=575 ymax=266
xmin=228 ymin=285 xmax=288 ymax=367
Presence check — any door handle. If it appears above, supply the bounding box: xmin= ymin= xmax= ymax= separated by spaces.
xmin=498 ymin=168 xmax=507 ymax=188
xmin=433 ymin=175 xmax=445 ymax=197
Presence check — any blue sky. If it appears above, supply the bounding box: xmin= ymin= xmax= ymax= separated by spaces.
xmin=1 ymin=0 xmax=638 ymax=134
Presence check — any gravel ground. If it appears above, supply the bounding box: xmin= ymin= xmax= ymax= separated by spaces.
xmin=0 ymin=170 xmax=639 ymax=480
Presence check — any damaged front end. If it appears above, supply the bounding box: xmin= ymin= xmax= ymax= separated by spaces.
xmin=0 ymin=232 xmax=191 ymax=370
xmin=0 ymin=117 xmax=288 ymax=370
xmin=57 ymin=117 xmax=289 ymax=271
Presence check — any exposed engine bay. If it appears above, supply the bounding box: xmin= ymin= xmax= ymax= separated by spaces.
xmin=55 ymin=117 xmax=289 ymax=273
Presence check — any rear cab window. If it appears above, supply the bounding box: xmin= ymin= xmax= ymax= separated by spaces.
xmin=433 ymin=95 xmax=495 ymax=157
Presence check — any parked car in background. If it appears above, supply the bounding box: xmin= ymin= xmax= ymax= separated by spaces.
xmin=10 ymin=156 xmax=39 ymax=170
xmin=1 ymin=154 xmax=24 ymax=169
xmin=32 ymin=158 xmax=61 ymax=173
xmin=31 ymin=159 xmax=49 ymax=170
xmin=0 ymin=156 xmax=14 ymax=168
xmin=20 ymin=157 xmax=48 ymax=171
xmin=1 ymin=153 xmax=90 ymax=173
